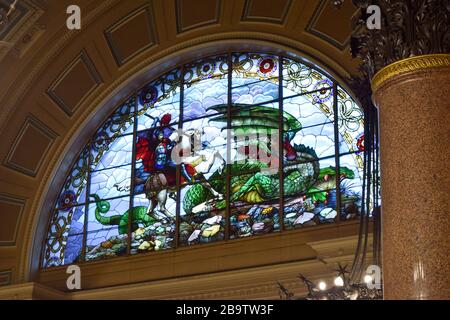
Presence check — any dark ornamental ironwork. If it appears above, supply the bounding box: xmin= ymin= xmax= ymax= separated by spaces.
xmin=278 ymin=264 xmax=383 ymax=300
xmin=350 ymin=0 xmax=450 ymax=79
xmin=332 ymin=0 xmax=345 ymax=10
xmin=347 ymin=75 xmax=373 ymax=113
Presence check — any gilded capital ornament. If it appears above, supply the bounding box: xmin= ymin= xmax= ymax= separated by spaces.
xmin=371 ymin=54 xmax=450 ymax=93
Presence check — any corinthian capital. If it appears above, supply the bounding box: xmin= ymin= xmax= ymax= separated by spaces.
xmin=350 ymin=0 xmax=450 ymax=79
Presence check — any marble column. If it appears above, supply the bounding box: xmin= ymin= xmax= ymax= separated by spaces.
xmin=372 ymin=54 xmax=450 ymax=299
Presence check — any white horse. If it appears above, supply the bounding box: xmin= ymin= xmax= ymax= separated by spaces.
xmin=173 ymin=128 xmax=226 ymax=176
xmin=115 ymin=128 xmax=225 ymax=220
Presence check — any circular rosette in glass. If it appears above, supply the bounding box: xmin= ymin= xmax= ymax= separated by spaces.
xmin=196 ymin=60 xmax=217 ymax=79
xmin=312 ymin=79 xmax=333 ymax=104
xmin=59 ymin=190 xmax=77 ymax=211
xmin=92 ymin=130 xmax=111 ymax=152
xmin=139 ymin=85 xmax=158 ymax=109
xmin=257 ymin=56 xmax=278 ymax=78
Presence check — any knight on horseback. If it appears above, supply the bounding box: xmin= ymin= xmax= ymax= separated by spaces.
xmin=135 ymin=113 xmax=224 ymax=220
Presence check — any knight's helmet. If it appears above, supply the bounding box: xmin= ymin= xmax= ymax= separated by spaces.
xmin=160 ymin=113 xmax=172 ymax=126
xmin=153 ymin=113 xmax=172 ymax=140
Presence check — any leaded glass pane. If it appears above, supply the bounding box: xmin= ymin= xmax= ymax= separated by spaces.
xmin=85 ymin=196 xmax=129 ymax=261
xmin=337 ymin=86 xmax=364 ymax=154
xmin=55 ymin=146 xmax=89 ymax=210
xmin=232 ymin=53 xmax=279 ymax=106
xmin=130 ymin=193 xmax=176 ymax=254
xmin=340 ymin=152 xmax=365 ymax=220
xmin=282 ymin=57 xmax=332 ymax=97
xmin=90 ymin=97 xmax=136 ymax=170
xmin=43 ymin=205 xmax=85 ymax=267
xmin=183 ymin=56 xmax=228 ymax=121
xmin=179 ymin=180 xmax=226 ymax=246
xmin=137 ymin=69 xmax=182 ymax=131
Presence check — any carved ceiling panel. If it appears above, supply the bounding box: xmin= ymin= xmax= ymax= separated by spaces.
xmin=176 ymin=0 xmax=221 ymax=33
xmin=306 ymin=0 xmax=357 ymax=49
xmin=4 ymin=115 xmax=57 ymax=177
xmin=241 ymin=0 xmax=293 ymax=24
xmin=0 ymin=193 xmax=25 ymax=246
xmin=105 ymin=4 xmax=158 ymax=66
xmin=47 ymin=50 xmax=102 ymax=116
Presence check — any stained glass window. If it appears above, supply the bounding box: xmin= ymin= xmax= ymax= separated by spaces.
xmin=42 ymin=52 xmax=373 ymax=268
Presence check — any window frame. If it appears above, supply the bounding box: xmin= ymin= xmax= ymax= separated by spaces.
xmin=40 ymin=50 xmax=367 ymax=270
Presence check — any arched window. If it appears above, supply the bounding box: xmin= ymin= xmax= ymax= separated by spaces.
xmin=42 ymin=52 xmax=366 ymax=268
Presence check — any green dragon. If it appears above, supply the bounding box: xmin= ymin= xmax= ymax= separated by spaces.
xmin=183 ymin=104 xmax=354 ymax=214
xmin=305 ymin=166 xmax=355 ymax=204
xmin=90 ymin=104 xmax=356 ymax=224
xmin=89 ymin=194 xmax=156 ymax=234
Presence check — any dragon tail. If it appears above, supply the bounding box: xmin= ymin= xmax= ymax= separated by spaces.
xmin=89 ymin=194 xmax=122 ymax=226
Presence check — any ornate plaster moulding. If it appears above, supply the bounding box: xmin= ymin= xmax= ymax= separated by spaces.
xmin=0 ymin=0 xmax=45 ymax=60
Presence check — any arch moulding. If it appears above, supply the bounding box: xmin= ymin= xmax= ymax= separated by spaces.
xmin=8 ymin=32 xmax=359 ymax=288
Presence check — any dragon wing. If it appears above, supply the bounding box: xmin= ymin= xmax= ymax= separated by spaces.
xmin=208 ymin=104 xmax=302 ymax=135
xmin=207 ymin=104 xmax=303 ymax=160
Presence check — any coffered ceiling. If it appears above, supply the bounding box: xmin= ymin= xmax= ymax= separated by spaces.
xmin=242 ymin=0 xmax=293 ymax=24
xmin=0 ymin=0 xmax=361 ymax=288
